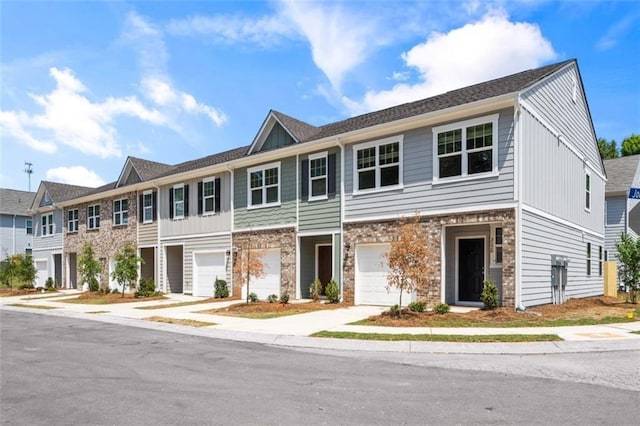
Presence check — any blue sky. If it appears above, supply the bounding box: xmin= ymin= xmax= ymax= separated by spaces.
xmin=1 ymin=0 xmax=638 ymax=191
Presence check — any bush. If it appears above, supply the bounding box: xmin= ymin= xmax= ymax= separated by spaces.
xmin=267 ymin=294 xmax=278 ymax=303
xmin=325 ymin=279 xmax=340 ymax=304
xmin=279 ymin=292 xmax=289 ymax=304
xmin=88 ymin=281 xmax=100 ymax=292
xmin=310 ymin=279 xmax=322 ymax=302
xmin=111 ymin=288 xmax=119 ymax=294
xmin=18 ymin=283 xmax=34 ymax=290
xmin=433 ymin=303 xmax=450 ymax=314
xmin=389 ymin=304 xmax=400 ymax=316
xmin=214 ymin=278 xmax=229 ymax=298
xmin=248 ymin=292 xmax=258 ymax=303
xmin=135 ymin=278 xmax=157 ymax=297
xmin=408 ymin=301 xmax=426 ymax=312
xmin=480 ymin=279 xmax=499 ymax=310
xmin=45 ymin=277 xmax=54 ymax=289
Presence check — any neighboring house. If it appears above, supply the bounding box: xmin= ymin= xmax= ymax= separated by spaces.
xmin=0 ymin=188 xmax=36 ymax=260
xmin=30 ymin=182 xmax=93 ymax=288
xmin=603 ymin=154 xmax=640 ymax=262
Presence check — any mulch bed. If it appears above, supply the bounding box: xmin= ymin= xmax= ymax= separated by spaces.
xmin=63 ymin=292 xmax=166 ymax=304
xmin=207 ymin=300 xmax=348 ymax=315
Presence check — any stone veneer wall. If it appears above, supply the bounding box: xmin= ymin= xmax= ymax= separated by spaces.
xmin=232 ymin=227 xmax=296 ymax=298
xmin=64 ymin=191 xmax=138 ymax=289
xmin=342 ymin=208 xmax=516 ymax=308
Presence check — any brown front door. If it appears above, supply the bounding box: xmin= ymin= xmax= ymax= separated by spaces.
xmin=317 ymin=245 xmax=332 ymax=294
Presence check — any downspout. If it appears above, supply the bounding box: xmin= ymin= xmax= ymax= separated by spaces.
xmin=335 ymin=137 xmax=345 ymax=301
xmin=12 ymin=215 xmax=16 ymax=255
xmin=514 ymin=98 xmax=525 ymax=311
xmin=295 ymin=154 xmax=300 ymax=299
xmin=226 ymin=164 xmax=234 ymax=297
xmin=154 ymin=184 xmax=161 ymax=292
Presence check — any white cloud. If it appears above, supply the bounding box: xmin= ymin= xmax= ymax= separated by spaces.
xmin=343 ymin=11 xmax=557 ymax=115
xmin=596 ymin=13 xmax=639 ymax=51
xmin=0 ymin=110 xmax=57 ymax=153
xmin=45 ymin=165 xmax=105 ymax=187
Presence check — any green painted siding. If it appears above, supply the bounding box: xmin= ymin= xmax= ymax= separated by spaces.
xmin=299 ymin=147 xmax=341 ymax=232
xmin=262 ymin=123 xmax=295 ymax=151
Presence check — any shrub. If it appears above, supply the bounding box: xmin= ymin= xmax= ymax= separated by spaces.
xmin=267 ymin=294 xmax=278 ymax=303
xmin=480 ymin=279 xmax=499 ymax=310
xmin=433 ymin=303 xmax=450 ymax=314
xmin=325 ymin=279 xmax=340 ymax=304
xmin=135 ymin=278 xmax=157 ymax=297
xmin=280 ymin=292 xmax=289 ymax=304
xmin=248 ymin=292 xmax=258 ymax=303
xmin=88 ymin=281 xmax=100 ymax=292
xmin=18 ymin=283 xmax=34 ymax=290
xmin=408 ymin=301 xmax=426 ymax=313
xmin=214 ymin=278 xmax=229 ymax=298
xmin=111 ymin=288 xmax=119 ymax=294
xmin=310 ymin=279 xmax=322 ymax=302
xmin=45 ymin=277 xmax=54 ymax=289
xmin=389 ymin=304 xmax=400 ymax=316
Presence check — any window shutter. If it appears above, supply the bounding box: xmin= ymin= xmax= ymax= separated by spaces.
xmin=184 ymin=184 xmax=190 ymax=216
xmin=214 ymin=178 xmax=221 ymax=213
xmin=169 ymin=189 xmax=174 ymax=219
xmin=328 ymin=153 xmax=336 ymax=196
xmin=198 ymin=182 xmax=203 ymax=216
xmin=152 ymin=191 xmax=157 ymax=221
xmin=301 ymin=159 xmax=309 ymax=198
xmin=139 ymin=194 xmax=144 ymax=222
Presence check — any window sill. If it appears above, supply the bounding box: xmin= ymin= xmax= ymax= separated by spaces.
xmin=202 ymin=212 xmax=218 ymax=217
xmin=66 ymin=231 xmax=78 ymax=235
xmin=87 ymin=228 xmax=99 ymax=232
xmin=307 ymin=195 xmax=328 ymax=202
xmin=247 ymin=202 xmax=281 ymax=210
xmin=142 ymin=220 xmax=154 ymax=225
xmin=432 ymin=171 xmax=499 ymax=186
xmin=112 ymin=224 xmax=129 ymax=228
xmin=172 ymin=217 xmax=185 ymax=221
xmin=352 ymin=184 xmax=403 ymax=197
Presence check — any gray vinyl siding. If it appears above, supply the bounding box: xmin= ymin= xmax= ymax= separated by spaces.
xmin=299 ymin=148 xmax=341 ymax=232
xmin=0 ymin=214 xmax=33 ymax=258
xmin=261 ymin=123 xmax=295 ymax=151
xmin=604 ymin=196 xmax=626 ymax=261
xmin=138 ymin=221 xmax=158 ymax=245
xmin=520 ymin=63 xmax=601 ymax=168
xmin=32 ymin=211 xmax=64 ymax=251
xmin=520 ymin=108 xmax=604 ymax=232
xmin=344 ymin=108 xmax=515 ymax=220
xmin=521 ymin=209 xmax=603 ymax=307
xmin=160 ymin=172 xmax=233 ymax=237
xmin=299 ymin=235 xmax=333 ymax=298
xmin=234 ymin=156 xmax=297 ymax=228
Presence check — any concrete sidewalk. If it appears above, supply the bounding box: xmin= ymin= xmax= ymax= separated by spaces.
xmin=2 ymin=290 xmax=640 ymax=354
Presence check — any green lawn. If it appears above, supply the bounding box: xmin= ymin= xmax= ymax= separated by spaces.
xmin=311 ymin=331 xmax=563 ymax=342
xmin=145 ymin=316 xmax=216 ymax=327
xmin=9 ymin=303 xmax=58 ymax=310
xmin=135 ymin=298 xmax=231 ymax=310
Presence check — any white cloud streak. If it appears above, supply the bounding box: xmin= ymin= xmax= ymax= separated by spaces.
xmin=45 ymin=165 xmax=106 ymax=187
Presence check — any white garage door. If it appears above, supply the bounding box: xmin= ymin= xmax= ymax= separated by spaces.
xmin=35 ymin=260 xmax=48 ymax=288
xmin=193 ymin=252 xmax=226 ymax=297
xmin=355 ymin=244 xmax=413 ymax=306
xmin=249 ymin=248 xmax=281 ymax=300
xmin=108 ymin=259 xmax=119 ymax=291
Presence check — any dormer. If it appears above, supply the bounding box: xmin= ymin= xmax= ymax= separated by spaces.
xmin=116 ymin=156 xmax=174 ymax=188
xmin=248 ymin=110 xmax=319 ymax=155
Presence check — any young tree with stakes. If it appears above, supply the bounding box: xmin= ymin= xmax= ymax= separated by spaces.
xmin=78 ymin=242 xmax=101 ymax=292
xmin=111 ymin=242 xmax=142 ymax=297
xmin=232 ymin=241 xmax=265 ymax=304
xmin=615 ymin=233 xmax=640 ymax=303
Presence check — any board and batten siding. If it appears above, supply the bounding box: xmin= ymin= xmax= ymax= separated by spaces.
xmin=159 ymin=172 xmax=233 ymax=237
xmin=344 ymin=108 xmax=515 ymax=221
xmin=32 ymin=211 xmax=64 ymax=251
xmin=520 ymin=109 xmax=604 ymax=233
xmin=298 ymin=147 xmax=341 ymax=232
xmin=0 ymin=215 xmax=32 ymax=257
xmin=520 ymin=63 xmax=601 ymax=170
xmin=234 ymin=156 xmax=297 ymax=228
xmin=520 ymin=209 xmax=603 ymax=307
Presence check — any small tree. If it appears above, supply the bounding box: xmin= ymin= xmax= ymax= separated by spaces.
xmin=232 ymin=241 xmax=264 ymax=304
xmin=382 ymin=214 xmax=430 ymax=317
xmin=0 ymin=254 xmax=36 ymax=289
xmin=615 ymin=233 xmax=640 ymax=303
xmin=78 ymin=242 xmax=101 ymax=292
xmin=111 ymin=242 xmax=142 ymax=297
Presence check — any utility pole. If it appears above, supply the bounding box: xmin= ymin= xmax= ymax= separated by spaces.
xmin=24 ymin=162 xmax=33 ymax=191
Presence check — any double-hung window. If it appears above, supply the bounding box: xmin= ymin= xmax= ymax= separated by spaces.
xmin=309 ymin=152 xmax=327 ymax=199
xmin=586 ymin=243 xmax=591 ymax=276
xmin=585 ymin=171 xmax=591 ymax=212
xmin=67 ymin=209 xmax=79 ymax=232
xmin=433 ymin=114 xmax=498 ymax=181
xmin=143 ymin=191 xmax=153 ymax=223
xmin=248 ymin=162 xmax=280 ymax=208
xmin=493 ymin=227 xmax=503 ymax=265
xmin=354 ymin=136 xmax=402 ymax=192
xmin=173 ymin=185 xmax=185 ymax=218
xmin=42 ymin=213 xmax=53 ymax=236
xmin=87 ymin=204 xmax=100 ymax=229
xmin=25 ymin=219 xmax=33 ymax=235
xmin=202 ymin=179 xmax=215 ymax=214
xmin=113 ymin=199 xmax=128 ymax=226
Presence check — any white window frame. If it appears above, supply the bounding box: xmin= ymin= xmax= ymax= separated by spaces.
xmin=585 ymin=170 xmax=591 ymax=212
xmin=247 ymin=162 xmax=281 ymax=209
xmin=25 ymin=219 xmax=32 ymax=235
xmin=352 ymin=135 xmax=403 ymax=194
xmin=491 ymin=225 xmax=503 ymax=267
xmin=67 ymin=209 xmax=79 ymax=233
xmin=172 ymin=184 xmax=185 ymax=219
xmin=87 ymin=204 xmax=100 ymax=230
xmin=42 ymin=213 xmax=54 ymax=236
xmin=308 ymin=151 xmax=328 ymax=201
xmin=202 ymin=178 xmax=216 ymax=215
xmin=143 ymin=190 xmax=153 ymax=224
xmin=113 ymin=198 xmax=129 ymax=226
xmin=432 ymin=114 xmax=499 ymax=183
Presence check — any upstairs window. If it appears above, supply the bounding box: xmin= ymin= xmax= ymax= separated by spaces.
xmin=113 ymin=199 xmax=128 ymax=226
xmin=309 ymin=152 xmax=327 ymax=199
xmin=433 ymin=114 xmax=498 ymax=182
xmin=248 ymin=163 xmax=280 ymax=208
xmin=25 ymin=219 xmax=32 ymax=235
xmin=87 ymin=204 xmax=100 ymax=230
xmin=42 ymin=213 xmax=54 ymax=236
xmin=198 ymin=178 xmax=221 ymax=215
xmin=585 ymin=171 xmax=591 ymax=212
xmin=142 ymin=191 xmax=154 ymax=223
xmin=67 ymin=209 xmax=79 ymax=233
xmin=169 ymin=184 xmax=189 ymax=219
xmin=354 ymin=136 xmax=402 ymax=192
xmin=586 ymin=242 xmax=591 ymax=276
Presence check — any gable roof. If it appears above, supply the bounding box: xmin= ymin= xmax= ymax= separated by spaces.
xmin=603 ymin=154 xmax=640 ymax=194
xmin=30 ymin=181 xmax=94 ymax=212
xmin=116 ymin=156 xmax=175 ymax=187
xmin=0 ymin=188 xmax=36 ymax=216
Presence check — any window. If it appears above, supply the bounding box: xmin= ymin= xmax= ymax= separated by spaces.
xmin=113 ymin=199 xmax=128 ymax=226
xmin=309 ymin=152 xmax=327 ymax=199
xmin=67 ymin=209 xmax=79 ymax=233
xmin=433 ymin=114 xmax=498 ymax=181
xmin=42 ymin=213 xmax=53 ymax=236
xmin=25 ymin=220 xmax=32 ymax=235
xmin=202 ymin=179 xmax=215 ymax=214
xmin=172 ymin=185 xmax=185 ymax=218
xmin=87 ymin=204 xmax=100 ymax=229
xmin=494 ymin=227 xmax=503 ymax=265
xmin=143 ymin=191 xmax=153 ymax=223
xmin=248 ymin=163 xmax=280 ymax=207
xmin=598 ymin=246 xmax=603 ymax=276
xmin=585 ymin=172 xmax=591 ymax=211
xmin=25 ymin=248 xmax=32 ymax=257
xmin=354 ymin=136 xmax=402 ymax=192
xmin=586 ymin=242 xmax=591 ymax=276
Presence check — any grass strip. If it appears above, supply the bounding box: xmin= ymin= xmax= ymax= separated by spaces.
xmin=86 ymin=311 xmax=110 ymax=314
xmin=311 ymin=331 xmax=562 ymax=343
xmin=9 ymin=303 xmax=58 ymax=310
xmin=145 ymin=316 xmax=216 ymax=327
xmin=135 ymin=298 xmax=230 ymax=310
xmin=20 ymin=294 xmax=70 ymax=301
xmin=198 ymin=309 xmax=311 ymax=319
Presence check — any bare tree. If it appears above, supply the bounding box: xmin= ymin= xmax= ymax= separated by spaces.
xmin=233 ymin=241 xmax=265 ymax=303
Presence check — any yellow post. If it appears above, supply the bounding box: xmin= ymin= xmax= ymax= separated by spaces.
xmin=603 ymin=261 xmax=618 ymax=297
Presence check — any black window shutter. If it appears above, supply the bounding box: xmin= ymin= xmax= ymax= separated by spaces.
xmin=184 ymin=184 xmax=190 ymax=216
xmin=214 ymin=178 xmax=221 ymax=213
xmin=169 ymin=189 xmax=174 ymax=219
xmin=152 ymin=191 xmax=157 ymax=221
xmin=197 ymin=182 xmax=203 ymax=216
xmin=139 ymin=194 xmax=143 ymax=222
xmin=328 ymin=153 xmax=337 ymax=196
xmin=301 ymin=159 xmax=309 ymax=198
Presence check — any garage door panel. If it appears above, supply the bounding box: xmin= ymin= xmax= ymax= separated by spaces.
xmin=35 ymin=260 xmax=47 ymax=288
xmin=355 ymin=244 xmax=414 ymax=306
xmin=250 ymin=249 xmax=280 ymax=300
xmin=194 ymin=252 xmax=226 ymax=297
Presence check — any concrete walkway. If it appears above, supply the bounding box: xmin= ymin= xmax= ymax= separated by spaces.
xmin=2 ymin=290 xmax=640 ymax=354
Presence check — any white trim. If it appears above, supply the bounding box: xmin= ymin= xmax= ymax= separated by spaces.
xmin=142 ymin=190 xmax=154 ymax=224
xmin=160 ymin=230 xmax=231 ymax=242
xmin=521 ymin=203 xmax=603 ymax=238
xmin=162 ymin=242 xmax=185 ymax=295
xmin=87 ymin=204 xmax=100 ymax=230
xmin=440 ymin=226 xmax=446 ymax=304
xmin=112 ymin=198 xmax=129 ymax=226
xmin=201 ymin=177 xmax=217 ymax=215
xmin=67 ymin=208 xmax=79 ymax=233
xmin=172 ymin=184 xmax=185 ymax=220
xmin=233 ymin=223 xmax=296 ymax=233
xmin=490 ymin=225 xmax=504 ymax=267
xmin=352 ymin=135 xmax=403 ymax=194
xmin=297 ymin=228 xmax=342 ymax=237
xmin=584 ymin=169 xmax=591 ymax=213
xmin=308 ymin=151 xmax=329 ymax=201
xmin=455 ymin=235 xmax=487 ymax=307
xmin=247 ymin=161 xmax=281 ymax=208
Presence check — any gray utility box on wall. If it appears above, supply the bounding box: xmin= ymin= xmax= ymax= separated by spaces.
xmin=551 ymin=255 xmax=569 ymax=304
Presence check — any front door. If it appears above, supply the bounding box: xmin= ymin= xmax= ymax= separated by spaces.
xmin=317 ymin=245 xmax=332 ymax=294
xmin=458 ymin=238 xmax=485 ymax=302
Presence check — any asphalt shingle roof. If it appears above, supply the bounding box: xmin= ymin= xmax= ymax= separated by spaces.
xmin=158 ymin=145 xmax=250 ymax=177
xmin=128 ymin=157 xmax=175 ymax=181
xmin=0 ymin=188 xmax=36 ymax=216
xmin=40 ymin=181 xmax=95 ymax=203
xmin=603 ymin=154 xmax=640 ymax=193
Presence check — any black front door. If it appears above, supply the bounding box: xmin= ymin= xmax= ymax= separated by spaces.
xmin=317 ymin=246 xmax=332 ymax=295
xmin=458 ymin=238 xmax=484 ymax=302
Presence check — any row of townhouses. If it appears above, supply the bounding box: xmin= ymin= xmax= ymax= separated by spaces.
xmin=26 ymin=59 xmax=637 ymax=309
